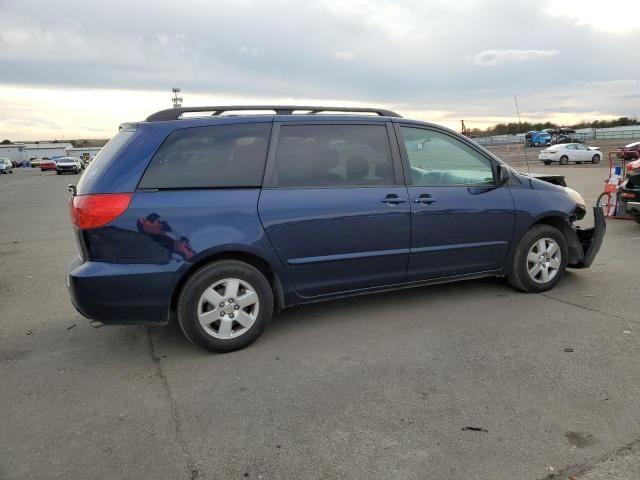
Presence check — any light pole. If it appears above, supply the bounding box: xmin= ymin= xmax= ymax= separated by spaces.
xmin=172 ymin=88 xmax=183 ymax=108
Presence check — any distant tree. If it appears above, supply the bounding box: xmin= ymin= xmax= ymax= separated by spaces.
xmin=0 ymin=139 xmax=10 ymax=145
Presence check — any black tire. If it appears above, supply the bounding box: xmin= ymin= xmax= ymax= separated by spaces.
xmin=507 ymin=224 xmax=568 ymax=293
xmin=592 ymin=154 xmax=601 ymax=164
xmin=559 ymin=155 xmax=569 ymax=165
xmin=177 ymin=260 xmax=273 ymax=353
xmin=543 ymin=161 xmax=552 ymax=165
xmin=596 ymin=192 xmax=611 ymax=214
xmin=634 ymin=215 xmax=640 ymax=225
xmin=56 ymin=171 xmax=61 ymax=175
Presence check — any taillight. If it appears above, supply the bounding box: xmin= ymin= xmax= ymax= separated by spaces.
xmin=621 ymin=192 xmax=636 ymax=199
xmin=69 ymin=193 xmax=132 ymax=229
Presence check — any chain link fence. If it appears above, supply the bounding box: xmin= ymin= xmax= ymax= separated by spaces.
xmin=474 ymin=128 xmax=640 ymax=146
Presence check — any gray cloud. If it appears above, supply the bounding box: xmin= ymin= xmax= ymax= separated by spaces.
xmin=1 ymin=0 xmax=639 ymax=124
xmin=470 ymin=49 xmax=559 ymax=66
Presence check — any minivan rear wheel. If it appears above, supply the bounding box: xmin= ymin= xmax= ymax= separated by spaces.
xmin=507 ymin=224 xmax=568 ymax=293
xmin=177 ymin=260 xmax=273 ymax=353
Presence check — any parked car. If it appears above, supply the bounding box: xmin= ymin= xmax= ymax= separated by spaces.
xmin=30 ymin=158 xmax=44 ymax=168
xmin=40 ymin=159 xmax=57 ymax=171
xmin=616 ymin=141 xmax=640 ymax=161
xmin=619 ymin=159 xmax=640 ymax=224
xmin=67 ymin=105 xmax=605 ymax=352
xmin=56 ymin=157 xmax=83 ymax=174
xmin=0 ymin=157 xmax=13 ymax=173
xmin=538 ymin=143 xmax=601 ymax=165
xmin=524 ymin=130 xmax=551 ymax=147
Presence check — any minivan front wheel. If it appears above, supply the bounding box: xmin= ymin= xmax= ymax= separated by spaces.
xmin=507 ymin=224 xmax=568 ymax=293
xmin=177 ymin=260 xmax=273 ymax=352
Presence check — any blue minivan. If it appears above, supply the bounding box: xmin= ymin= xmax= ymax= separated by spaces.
xmin=67 ymin=106 xmax=605 ymax=352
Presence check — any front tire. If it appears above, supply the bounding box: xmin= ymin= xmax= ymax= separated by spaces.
xmin=592 ymin=154 xmax=601 ymax=164
xmin=507 ymin=224 xmax=568 ymax=293
xmin=177 ymin=260 xmax=273 ymax=353
xmin=596 ymin=192 xmax=611 ymax=215
xmin=559 ymin=155 xmax=569 ymax=165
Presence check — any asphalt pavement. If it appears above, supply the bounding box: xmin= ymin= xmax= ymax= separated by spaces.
xmin=1 ymin=165 xmax=639 ymax=479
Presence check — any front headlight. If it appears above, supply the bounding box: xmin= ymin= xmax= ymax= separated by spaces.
xmin=564 ymin=187 xmax=587 ymax=220
xmin=564 ymin=187 xmax=586 ymax=209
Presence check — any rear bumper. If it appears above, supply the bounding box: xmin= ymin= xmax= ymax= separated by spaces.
xmin=67 ymin=258 xmax=178 ymax=324
xmin=567 ymin=207 xmax=606 ymax=269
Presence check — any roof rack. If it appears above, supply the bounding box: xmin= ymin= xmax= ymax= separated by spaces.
xmin=145 ymin=105 xmax=402 ymax=122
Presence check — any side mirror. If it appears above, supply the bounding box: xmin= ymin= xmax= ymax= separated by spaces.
xmin=496 ymin=164 xmax=511 ymax=186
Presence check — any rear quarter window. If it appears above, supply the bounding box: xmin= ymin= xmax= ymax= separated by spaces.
xmin=76 ymin=130 xmax=136 ymax=194
xmin=139 ymin=123 xmax=272 ymax=189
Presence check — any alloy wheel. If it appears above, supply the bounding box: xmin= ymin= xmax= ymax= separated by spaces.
xmin=197 ymin=278 xmax=260 ymax=339
xmin=526 ymin=237 xmax=561 ymax=284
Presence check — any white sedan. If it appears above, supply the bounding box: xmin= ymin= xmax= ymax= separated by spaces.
xmin=538 ymin=143 xmax=602 ymax=165
xmin=55 ymin=157 xmax=83 ymax=175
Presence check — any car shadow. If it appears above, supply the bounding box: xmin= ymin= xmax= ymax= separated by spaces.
xmin=143 ymin=274 xmax=589 ymax=356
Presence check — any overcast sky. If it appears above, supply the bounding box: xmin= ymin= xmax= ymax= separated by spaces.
xmin=1 ymin=0 xmax=639 ymax=140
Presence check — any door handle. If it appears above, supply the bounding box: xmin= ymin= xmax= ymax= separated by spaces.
xmin=381 ymin=194 xmax=406 ymax=205
xmin=413 ymin=194 xmax=436 ymax=205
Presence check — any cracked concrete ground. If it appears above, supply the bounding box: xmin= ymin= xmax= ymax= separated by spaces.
xmin=1 ymin=165 xmax=639 ymax=479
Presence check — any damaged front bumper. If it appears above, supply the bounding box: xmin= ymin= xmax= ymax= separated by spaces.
xmin=566 ymin=206 xmax=606 ymax=269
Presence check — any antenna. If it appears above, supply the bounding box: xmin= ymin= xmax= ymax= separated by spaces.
xmin=171 ymin=88 xmax=183 ymax=108
xmin=513 ymin=94 xmax=531 ymax=176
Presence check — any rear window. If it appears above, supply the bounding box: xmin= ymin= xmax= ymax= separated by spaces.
xmin=139 ymin=123 xmax=271 ymax=189
xmin=76 ymin=130 xmax=136 ymax=194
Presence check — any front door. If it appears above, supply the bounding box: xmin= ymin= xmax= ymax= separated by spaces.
xmin=395 ymin=125 xmax=516 ymax=281
xmin=575 ymin=143 xmax=592 ymax=161
xmin=259 ymin=123 xmax=410 ymax=297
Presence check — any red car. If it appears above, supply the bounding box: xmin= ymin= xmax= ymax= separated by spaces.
xmin=40 ymin=159 xmax=57 ymax=171
xmin=616 ymin=141 xmax=640 ymax=161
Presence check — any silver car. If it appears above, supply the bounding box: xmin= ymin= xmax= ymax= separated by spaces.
xmin=56 ymin=157 xmax=83 ymax=175
xmin=538 ymin=143 xmax=602 ymax=165
xmin=0 ymin=158 xmax=13 ymax=173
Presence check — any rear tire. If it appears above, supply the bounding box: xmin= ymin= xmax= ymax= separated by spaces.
xmin=177 ymin=260 xmax=273 ymax=353
xmin=507 ymin=224 xmax=568 ymax=293
xmin=634 ymin=215 xmax=640 ymax=225
xmin=559 ymin=156 xmax=569 ymax=165
xmin=56 ymin=171 xmax=61 ymax=175
xmin=543 ymin=161 xmax=552 ymax=165
xmin=592 ymin=154 xmax=601 ymax=164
